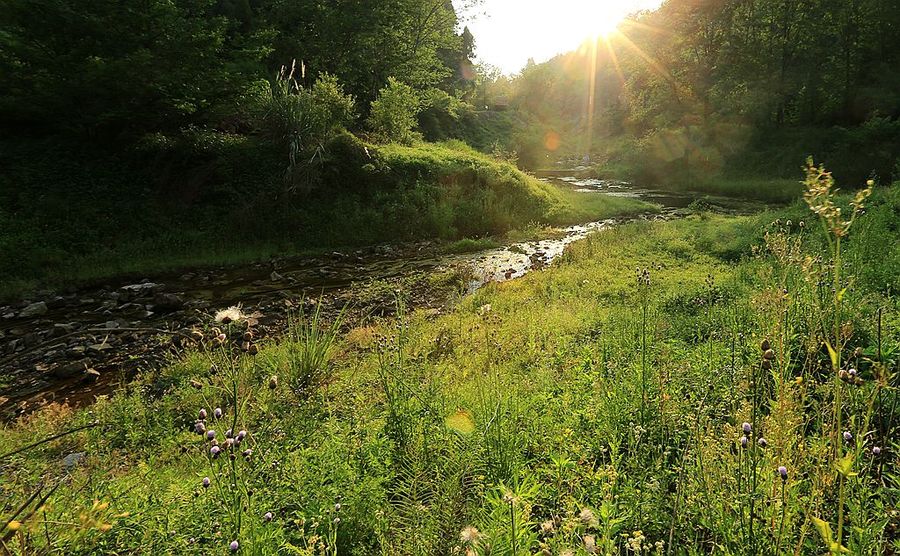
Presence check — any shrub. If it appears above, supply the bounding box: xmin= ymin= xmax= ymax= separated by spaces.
xmin=367 ymin=78 xmax=422 ymax=144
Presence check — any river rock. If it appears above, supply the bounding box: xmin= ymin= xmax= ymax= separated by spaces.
xmin=62 ymin=452 xmax=86 ymax=470
xmin=121 ymin=282 xmax=159 ymax=295
xmin=19 ymin=301 xmax=48 ymax=318
xmin=152 ymin=292 xmax=184 ymax=312
xmin=53 ymin=359 xmax=90 ymax=378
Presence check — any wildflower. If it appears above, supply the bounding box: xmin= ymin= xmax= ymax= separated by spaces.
xmin=225 ymin=429 xmax=233 ymax=438
xmin=215 ymin=306 xmax=246 ymax=323
xmin=540 ymin=520 xmax=555 ymax=534
xmin=210 ymin=439 xmax=219 ymax=447
xmin=214 ymin=407 xmax=223 ymax=419
xmin=263 ymin=512 xmax=273 ymax=522
xmin=873 ymin=447 xmax=881 ymax=456
xmin=334 ymin=503 xmax=341 ymax=512
xmin=199 ymin=408 xmax=208 ymax=420
xmin=206 ymin=430 xmax=216 ymax=441
xmin=758 ymin=437 xmax=767 ymax=448
xmin=847 ymin=368 xmax=857 ymax=378
xmin=778 ymin=466 xmax=788 ymax=481
xmin=216 ymin=333 xmax=227 ymax=343
xmin=740 ymin=436 xmax=748 ymax=448
xmin=579 ymin=507 xmax=597 ymax=527
xmin=202 ymin=477 xmax=211 ymax=488
xmin=210 ymin=446 xmax=221 ymax=457
xmin=843 ymin=431 xmax=853 ymax=443
xmin=742 ymin=422 xmax=752 ymax=435
xmin=225 ymin=438 xmax=235 ymax=450
xmin=194 ymin=421 xmax=206 ymax=435
xmin=237 ymin=430 xmax=247 ymax=440
xmin=584 ymin=534 xmax=597 ymax=554
xmin=460 ymin=526 xmax=480 ymax=545
xmin=7 ymin=520 xmax=21 ymax=531
xmin=333 ymin=517 xmax=341 ymax=525
xmin=268 ymin=375 xmax=279 ymax=389
xmin=229 ymin=540 xmax=239 ymax=552
xmin=242 ymin=449 xmax=253 ymax=458
xmin=794 ymin=376 xmax=803 ymax=385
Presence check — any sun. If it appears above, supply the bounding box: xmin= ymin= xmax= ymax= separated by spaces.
xmin=582 ymin=2 xmax=626 ymax=38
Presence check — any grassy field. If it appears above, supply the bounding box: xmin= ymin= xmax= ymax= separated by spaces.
xmin=1 ymin=174 xmax=897 ymax=554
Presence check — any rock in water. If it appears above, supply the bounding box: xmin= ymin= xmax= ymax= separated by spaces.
xmin=19 ymin=301 xmax=48 ymax=318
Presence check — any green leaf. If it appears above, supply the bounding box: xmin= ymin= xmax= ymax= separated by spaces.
xmin=835 ymin=454 xmax=858 ymax=478
xmin=445 ymin=409 xmax=475 ymax=435
xmin=825 ymin=341 xmax=839 ymax=370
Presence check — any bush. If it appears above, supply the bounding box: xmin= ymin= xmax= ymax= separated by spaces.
xmin=367 ymin=78 xmax=422 ymax=144
xmin=258 ymin=63 xmax=356 ymax=193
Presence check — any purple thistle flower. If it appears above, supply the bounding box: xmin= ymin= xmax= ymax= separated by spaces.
xmin=225 ymin=438 xmax=235 ymax=450
xmin=206 ymin=430 xmax=216 ymax=441
xmin=199 ymin=408 xmax=208 ymax=420
xmin=848 ymin=368 xmax=857 ymax=378
xmin=210 ymin=439 xmax=219 ymax=447
xmin=742 ymin=422 xmax=752 ymax=435
xmin=225 ymin=429 xmax=233 ymax=438
xmin=237 ymin=430 xmax=247 ymax=440
xmin=194 ymin=421 xmax=206 ymax=435
xmin=263 ymin=512 xmax=273 ymax=522
xmin=202 ymin=477 xmax=211 ymax=488
xmin=229 ymin=540 xmax=239 ymax=552
xmin=214 ymin=407 xmax=223 ymax=419
xmin=242 ymin=449 xmax=253 ymax=458
xmin=843 ymin=431 xmax=853 ymax=443
xmin=740 ymin=436 xmax=748 ymax=448
xmin=872 ymin=446 xmax=881 ymax=456
xmin=210 ymin=445 xmax=221 ymax=457
xmin=758 ymin=437 xmax=767 ymax=448
xmin=778 ymin=466 xmax=788 ymax=480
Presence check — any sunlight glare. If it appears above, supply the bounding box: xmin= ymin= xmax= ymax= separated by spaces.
xmin=458 ymin=0 xmax=664 ymax=73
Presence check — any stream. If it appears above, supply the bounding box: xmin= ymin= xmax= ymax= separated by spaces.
xmin=0 ymin=174 xmax=750 ymax=418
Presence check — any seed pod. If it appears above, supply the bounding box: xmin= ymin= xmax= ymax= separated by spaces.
xmin=761 ymin=339 xmax=771 ymax=352
xmin=241 ymin=341 xmax=250 ymax=351
xmin=248 ymin=344 xmax=259 ymax=355
xmin=268 ymin=375 xmax=279 ymax=389
xmin=243 ymin=331 xmax=254 ymax=342
xmin=762 ymin=359 xmax=772 ymax=370
xmin=763 ymin=349 xmax=776 ymax=360
xmin=853 ymin=347 xmax=863 ymax=358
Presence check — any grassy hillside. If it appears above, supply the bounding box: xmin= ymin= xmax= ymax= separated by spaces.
xmin=2 ymin=183 xmax=896 ymax=554
xmin=0 ymin=136 xmax=652 ymax=298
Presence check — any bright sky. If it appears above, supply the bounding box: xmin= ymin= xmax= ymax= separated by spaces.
xmin=455 ymin=0 xmax=665 ymax=74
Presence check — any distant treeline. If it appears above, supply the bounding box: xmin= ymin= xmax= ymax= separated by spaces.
xmin=482 ymin=0 xmax=900 ymax=183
